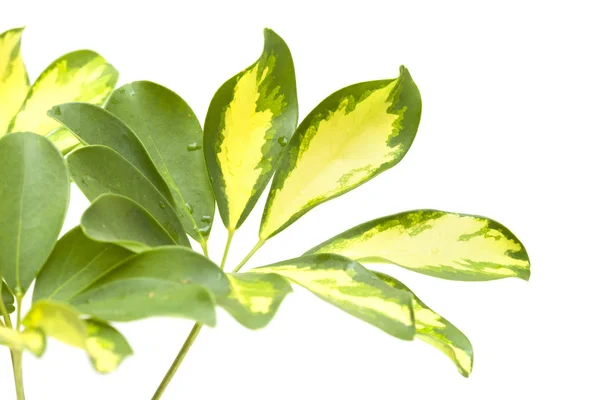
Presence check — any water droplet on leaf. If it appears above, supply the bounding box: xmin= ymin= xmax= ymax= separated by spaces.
xmin=278 ymin=136 xmax=289 ymax=146
xmin=187 ymin=143 xmax=201 ymax=151
xmin=158 ymin=201 xmax=166 ymax=209
xmin=185 ymin=202 xmax=194 ymax=213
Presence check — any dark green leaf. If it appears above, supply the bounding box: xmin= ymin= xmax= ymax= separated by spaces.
xmin=67 ymin=145 xmax=189 ymax=247
xmin=81 ymin=193 xmax=177 ymax=252
xmin=0 ymin=132 xmax=70 ymax=295
xmin=106 ymin=81 xmax=215 ymax=247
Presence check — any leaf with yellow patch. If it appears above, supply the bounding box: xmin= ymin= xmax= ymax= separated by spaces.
xmin=219 ymin=272 xmax=292 ymax=329
xmin=252 ymin=254 xmax=415 ymax=340
xmin=23 ymin=301 xmax=132 ymax=372
xmin=0 ymin=326 xmax=45 ymax=357
xmin=84 ymin=318 xmax=133 ymax=373
xmin=8 ymin=50 xmax=118 ymax=152
xmin=306 ymin=210 xmax=530 ymax=281
xmin=375 ymin=272 xmax=473 ymax=377
xmin=204 ymin=28 xmax=298 ymax=231
xmin=0 ymin=27 xmax=29 ymax=135
xmin=260 ymin=66 xmax=421 ymax=239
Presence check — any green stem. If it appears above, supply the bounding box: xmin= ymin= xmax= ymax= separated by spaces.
xmin=233 ymin=239 xmax=266 ymax=272
xmin=199 ymin=238 xmax=210 ymax=259
xmin=220 ymin=229 xmax=235 ymax=269
xmin=1 ymin=293 xmax=26 ymax=400
xmin=151 ymin=323 xmax=202 ymax=400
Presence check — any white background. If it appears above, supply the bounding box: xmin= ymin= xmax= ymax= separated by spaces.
xmin=2 ymin=0 xmax=599 ymax=399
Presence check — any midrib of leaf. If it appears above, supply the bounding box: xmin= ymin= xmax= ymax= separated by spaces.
xmin=140 ymin=117 xmax=201 ymax=239
xmin=45 ymin=247 xmax=110 ymax=301
xmin=14 ymin=143 xmax=27 ymax=295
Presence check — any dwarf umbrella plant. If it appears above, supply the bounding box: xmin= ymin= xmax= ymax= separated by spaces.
xmin=0 ymin=27 xmax=126 ymax=400
xmin=36 ymin=28 xmax=531 ymax=399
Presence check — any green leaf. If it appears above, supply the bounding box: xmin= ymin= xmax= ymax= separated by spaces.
xmin=84 ymin=318 xmax=133 ymax=373
xmin=0 ymin=326 xmax=45 ymax=356
xmin=47 ymin=128 xmax=83 ymax=155
xmin=48 ymin=102 xmax=173 ymax=200
xmin=8 ymin=50 xmax=118 ymax=152
xmin=2 ymin=281 xmax=15 ymax=314
xmin=253 ymin=254 xmax=415 ymax=340
xmin=204 ymin=28 xmax=298 ymax=231
xmin=0 ymin=27 xmax=29 ymax=134
xmin=0 ymin=132 xmax=70 ymax=294
xmin=105 ymin=81 xmax=215 ymax=245
xmin=260 ymin=66 xmax=421 ymax=239
xmin=33 ymin=227 xmax=133 ymax=303
xmin=23 ymin=301 xmax=132 ymax=372
xmin=67 ymin=145 xmax=190 ymax=247
xmin=219 ymin=272 xmax=292 ymax=329
xmin=307 ymin=210 xmax=530 ymax=281
xmin=70 ymin=247 xmax=230 ymax=326
xmin=81 ymin=194 xmax=177 ymax=252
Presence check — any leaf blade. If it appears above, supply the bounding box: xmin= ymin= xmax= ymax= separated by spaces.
xmin=375 ymin=272 xmax=473 ymax=377
xmin=307 ymin=209 xmax=530 ymax=281
xmin=9 ymin=50 xmax=118 ymax=150
xmin=260 ymin=67 xmax=421 ymax=239
xmin=105 ymin=81 xmax=215 ymax=243
xmin=204 ymin=28 xmax=298 ymax=230
xmin=253 ymin=254 xmax=415 ymax=340
xmin=81 ymin=193 xmax=177 ymax=252
xmin=67 ymin=145 xmax=190 ymax=247
xmin=0 ymin=27 xmax=29 ymax=134
xmin=0 ymin=132 xmax=70 ymax=294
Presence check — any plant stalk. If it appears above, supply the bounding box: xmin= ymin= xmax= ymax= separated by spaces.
xmin=151 ymin=324 xmax=202 ymax=400
xmin=233 ymin=239 xmax=266 ymax=272
xmin=220 ymin=229 xmax=235 ymax=269
xmin=1 ymin=292 xmax=26 ymax=400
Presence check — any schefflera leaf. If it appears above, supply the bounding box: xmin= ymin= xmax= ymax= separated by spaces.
xmin=0 ymin=27 xmax=29 ymax=134
xmin=68 ymin=247 xmax=230 ymax=326
xmin=48 ymin=102 xmax=173 ymax=201
xmin=260 ymin=66 xmax=421 ymax=239
xmin=375 ymin=272 xmax=473 ymax=377
xmin=252 ymin=254 xmax=415 ymax=340
xmin=0 ymin=132 xmax=70 ymax=295
xmin=81 ymin=194 xmax=177 ymax=252
xmin=8 ymin=50 xmax=118 ymax=152
xmin=307 ymin=210 xmax=530 ymax=281
xmin=67 ymin=145 xmax=190 ymax=247
xmin=105 ymin=81 xmax=215 ymax=248
xmin=204 ymin=28 xmax=298 ymax=231
xmin=23 ymin=301 xmax=132 ymax=373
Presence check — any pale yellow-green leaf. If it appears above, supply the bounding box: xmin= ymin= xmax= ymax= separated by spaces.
xmin=23 ymin=301 xmax=132 ymax=372
xmin=375 ymin=272 xmax=473 ymax=377
xmin=0 ymin=325 xmax=45 ymax=357
xmin=0 ymin=27 xmax=29 ymax=134
xmin=204 ymin=28 xmax=298 ymax=230
xmin=260 ymin=66 xmax=421 ymax=239
xmin=252 ymin=254 xmax=415 ymax=339
xmin=307 ymin=210 xmax=530 ymax=281
xmin=9 ymin=50 xmax=118 ymax=143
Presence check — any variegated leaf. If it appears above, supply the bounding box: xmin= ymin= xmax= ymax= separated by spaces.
xmin=252 ymin=254 xmax=415 ymax=340
xmin=0 ymin=326 xmax=45 ymax=356
xmin=260 ymin=66 xmax=421 ymax=239
xmin=204 ymin=28 xmax=298 ymax=231
xmin=81 ymin=194 xmax=177 ymax=252
xmin=307 ymin=210 xmax=530 ymax=281
xmin=67 ymin=145 xmax=190 ymax=247
xmin=219 ymin=272 xmax=292 ymax=329
xmin=375 ymin=272 xmax=473 ymax=377
xmin=48 ymin=102 xmax=173 ymax=200
xmin=0 ymin=27 xmax=29 ymax=134
xmin=8 ymin=50 xmax=118 ymax=151
xmin=23 ymin=301 xmax=132 ymax=372
xmin=105 ymin=81 xmax=214 ymax=248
